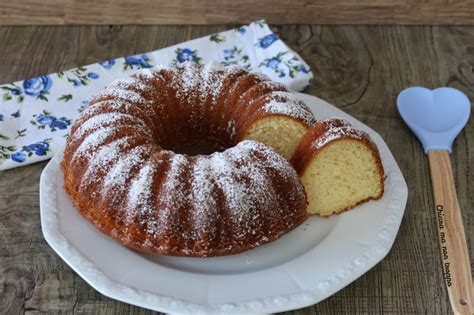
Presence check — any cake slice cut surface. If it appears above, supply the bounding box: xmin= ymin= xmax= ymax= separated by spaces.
xmin=291 ymin=118 xmax=385 ymax=216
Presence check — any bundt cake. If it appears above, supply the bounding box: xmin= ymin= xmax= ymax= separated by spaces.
xmin=291 ymin=118 xmax=385 ymax=217
xmin=61 ymin=62 xmax=316 ymax=257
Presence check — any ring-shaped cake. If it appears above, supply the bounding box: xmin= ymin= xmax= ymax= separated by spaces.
xmin=62 ymin=62 xmax=316 ymax=257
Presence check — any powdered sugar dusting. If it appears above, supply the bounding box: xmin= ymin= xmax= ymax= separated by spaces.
xmin=313 ymin=118 xmax=372 ymax=149
xmin=79 ymin=137 xmax=134 ymax=190
xmin=149 ymin=62 xmax=236 ymax=107
xmin=261 ymin=80 xmax=286 ymax=90
xmin=97 ymin=99 xmax=156 ymax=121
xmin=108 ymin=76 xmax=149 ymax=93
xmin=94 ymin=85 xmax=147 ymax=104
xmin=127 ymin=161 xmax=157 ymax=232
xmin=101 ymin=146 xmax=152 ymax=212
xmin=154 ymin=154 xmax=190 ymax=238
xmin=262 ymin=91 xmax=315 ymax=126
xmin=198 ymin=62 xmax=226 ymax=104
xmin=188 ymin=140 xmax=299 ymax=240
xmin=160 ymin=62 xmax=199 ymax=101
xmin=218 ymin=143 xmax=278 ymax=233
xmin=190 ymin=157 xmax=219 ymax=237
xmin=137 ymin=64 xmax=174 ymax=79
xmin=74 ymin=112 xmax=149 ymax=139
xmin=70 ymin=127 xmax=116 ymax=163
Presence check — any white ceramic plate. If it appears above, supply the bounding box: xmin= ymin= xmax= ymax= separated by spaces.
xmin=40 ymin=93 xmax=408 ymax=314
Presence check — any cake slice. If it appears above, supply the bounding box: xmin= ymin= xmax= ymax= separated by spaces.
xmin=291 ymin=118 xmax=385 ymax=216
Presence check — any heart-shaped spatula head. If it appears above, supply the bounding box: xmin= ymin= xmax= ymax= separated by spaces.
xmin=397 ymin=87 xmax=470 ymax=153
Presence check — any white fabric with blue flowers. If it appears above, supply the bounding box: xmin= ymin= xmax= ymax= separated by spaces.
xmin=0 ymin=20 xmax=312 ymax=170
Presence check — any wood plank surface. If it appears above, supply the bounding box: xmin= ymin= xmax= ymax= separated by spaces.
xmin=0 ymin=24 xmax=473 ymax=314
xmin=2 ymin=1 xmax=474 ymax=25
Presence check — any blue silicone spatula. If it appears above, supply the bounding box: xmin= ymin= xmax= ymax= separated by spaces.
xmin=397 ymin=87 xmax=473 ymax=315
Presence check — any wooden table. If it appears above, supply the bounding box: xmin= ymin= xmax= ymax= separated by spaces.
xmin=1 ymin=25 xmax=473 ymax=314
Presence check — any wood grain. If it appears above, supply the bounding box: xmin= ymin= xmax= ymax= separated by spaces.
xmin=0 ymin=25 xmax=473 ymax=314
xmin=2 ymin=0 xmax=474 ymax=25
xmin=428 ymin=150 xmax=473 ymax=314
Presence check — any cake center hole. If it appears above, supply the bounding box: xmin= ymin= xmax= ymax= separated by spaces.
xmin=170 ymin=141 xmax=228 ymax=156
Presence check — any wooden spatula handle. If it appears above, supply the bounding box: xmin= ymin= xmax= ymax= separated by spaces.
xmin=428 ymin=150 xmax=473 ymax=315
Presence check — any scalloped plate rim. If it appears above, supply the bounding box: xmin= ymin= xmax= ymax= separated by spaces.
xmin=40 ymin=92 xmax=408 ymax=313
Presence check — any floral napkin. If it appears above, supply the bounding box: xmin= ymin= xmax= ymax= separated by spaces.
xmin=0 ymin=20 xmax=312 ymax=170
